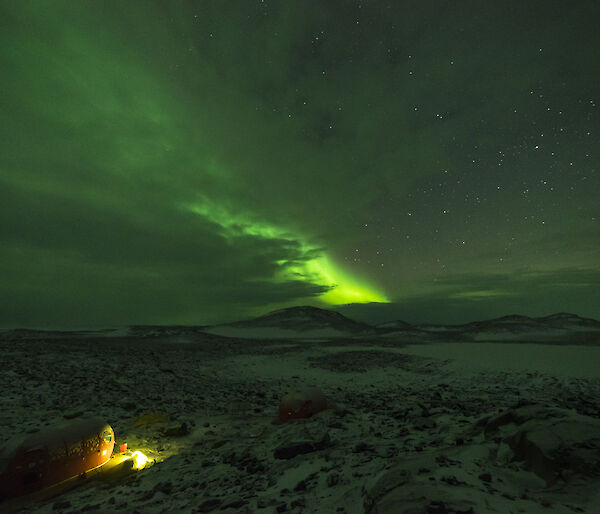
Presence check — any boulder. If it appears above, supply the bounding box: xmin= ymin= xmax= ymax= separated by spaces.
xmin=480 ymin=404 xmax=600 ymax=485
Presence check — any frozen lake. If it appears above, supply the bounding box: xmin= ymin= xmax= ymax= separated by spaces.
xmin=401 ymin=342 xmax=600 ymax=378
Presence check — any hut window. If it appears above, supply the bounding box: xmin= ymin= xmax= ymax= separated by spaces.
xmin=23 ymin=471 xmax=40 ymax=485
xmin=102 ymin=431 xmax=112 ymax=443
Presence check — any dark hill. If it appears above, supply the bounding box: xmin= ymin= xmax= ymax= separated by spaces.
xmin=227 ymin=305 xmax=375 ymax=334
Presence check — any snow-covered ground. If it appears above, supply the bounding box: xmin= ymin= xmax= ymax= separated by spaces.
xmin=202 ymin=325 xmax=350 ymax=340
xmin=1 ymin=310 xmax=600 ymax=513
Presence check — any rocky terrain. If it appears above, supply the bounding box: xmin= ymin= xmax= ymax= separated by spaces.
xmin=1 ymin=307 xmax=600 ymax=513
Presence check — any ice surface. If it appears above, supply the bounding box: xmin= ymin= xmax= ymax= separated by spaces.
xmin=399 ymin=342 xmax=600 ymax=377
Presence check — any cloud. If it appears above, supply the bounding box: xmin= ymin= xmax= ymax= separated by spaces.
xmin=0 ymin=180 xmax=334 ymax=328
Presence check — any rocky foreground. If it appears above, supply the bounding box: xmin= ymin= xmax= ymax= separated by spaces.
xmin=1 ymin=326 xmax=600 ymax=513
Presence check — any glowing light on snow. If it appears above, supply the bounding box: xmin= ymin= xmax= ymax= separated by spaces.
xmin=130 ymin=451 xmax=149 ymax=469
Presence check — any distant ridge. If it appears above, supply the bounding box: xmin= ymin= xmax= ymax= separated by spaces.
xmin=461 ymin=314 xmax=540 ymax=331
xmin=457 ymin=312 xmax=600 ymax=331
xmin=375 ymin=320 xmax=412 ymax=330
xmin=2 ymin=310 xmax=598 ymax=340
xmin=225 ymin=305 xmax=375 ymax=334
xmin=537 ymin=312 xmax=600 ymax=327
xmin=376 ymin=312 xmax=599 ymax=330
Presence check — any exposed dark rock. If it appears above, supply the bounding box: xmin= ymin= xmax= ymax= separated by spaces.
xmin=290 ymin=498 xmax=306 ymax=508
xmin=160 ymin=422 xmax=189 ymax=437
xmin=220 ymin=495 xmax=247 ymax=509
xmin=478 ymin=472 xmax=492 ymax=483
xmin=63 ymin=410 xmax=83 ymax=420
xmin=426 ymin=501 xmax=449 ymax=514
xmin=293 ymin=479 xmax=308 ymax=491
xmin=353 ymin=441 xmax=375 ymax=453
xmin=326 ymin=473 xmax=340 ymax=486
xmin=274 ymin=433 xmax=331 ymax=460
xmin=196 ymin=498 xmax=222 ymax=512
xmin=440 ymin=475 xmax=467 ymax=486
xmin=53 ymin=500 xmax=72 ymax=510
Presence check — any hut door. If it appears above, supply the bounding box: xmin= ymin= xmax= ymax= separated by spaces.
xmin=22 ymin=448 xmax=47 ymax=486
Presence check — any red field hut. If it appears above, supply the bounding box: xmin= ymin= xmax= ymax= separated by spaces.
xmin=0 ymin=417 xmax=114 ymax=501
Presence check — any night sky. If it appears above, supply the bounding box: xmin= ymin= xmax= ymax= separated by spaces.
xmin=1 ymin=1 xmax=599 ymax=328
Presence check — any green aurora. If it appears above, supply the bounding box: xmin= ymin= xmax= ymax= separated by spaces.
xmin=187 ymin=199 xmax=388 ymax=305
xmin=0 ymin=1 xmax=598 ymax=328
